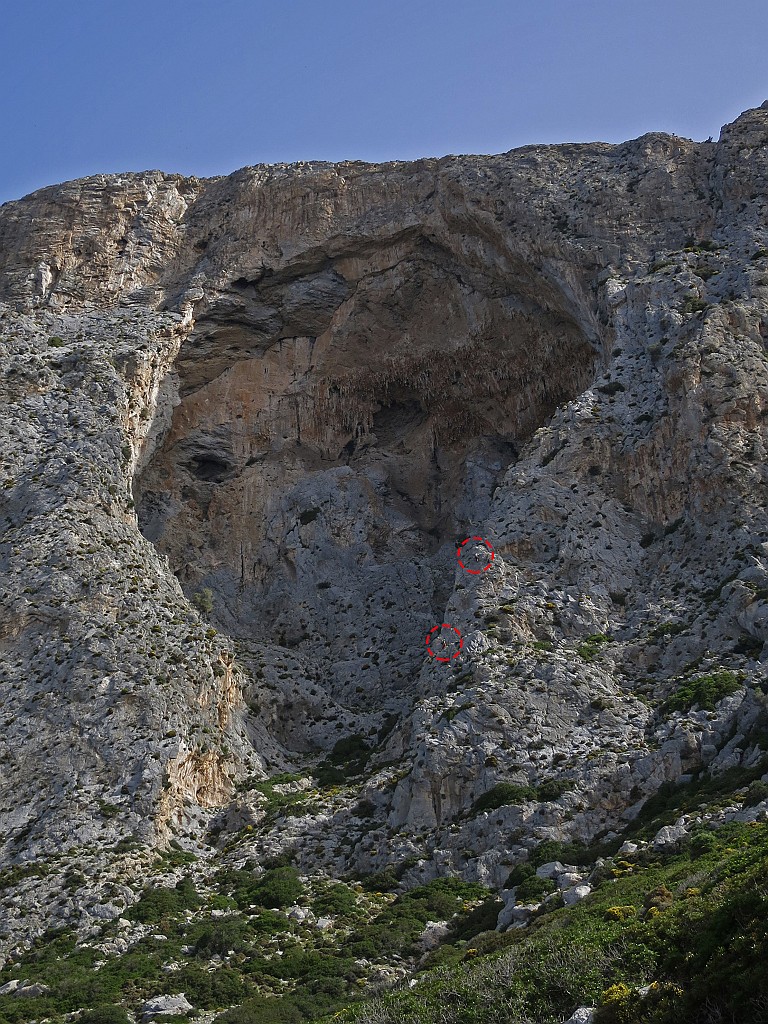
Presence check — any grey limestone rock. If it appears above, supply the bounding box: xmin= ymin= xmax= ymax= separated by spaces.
xmin=142 ymin=994 xmax=194 ymax=1020
xmin=653 ymin=824 xmax=689 ymax=849
xmin=15 ymin=982 xmax=50 ymax=998
xmin=562 ymin=884 xmax=593 ymax=906
xmin=0 ymin=103 xmax=767 ymax=952
xmin=564 ymin=1009 xmax=595 ymax=1024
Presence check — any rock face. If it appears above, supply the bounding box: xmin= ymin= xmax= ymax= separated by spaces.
xmin=1 ymin=105 xmax=768 ymax=947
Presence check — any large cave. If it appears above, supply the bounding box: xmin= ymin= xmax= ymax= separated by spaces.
xmin=135 ymin=230 xmax=600 ymax=705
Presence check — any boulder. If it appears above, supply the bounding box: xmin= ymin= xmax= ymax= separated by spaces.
xmin=16 ymin=982 xmax=50 ymax=998
xmin=535 ymin=860 xmax=566 ymax=879
xmin=564 ymin=1008 xmax=595 ymax=1024
xmin=418 ymin=920 xmax=451 ymax=951
xmin=652 ymin=824 xmax=688 ymax=849
xmin=562 ymin=884 xmax=592 ymax=906
xmin=509 ymin=904 xmax=537 ymax=926
xmin=142 ymin=994 xmax=194 ymax=1020
xmin=557 ymin=871 xmax=586 ymax=889
xmin=496 ymin=891 xmax=518 ymax=931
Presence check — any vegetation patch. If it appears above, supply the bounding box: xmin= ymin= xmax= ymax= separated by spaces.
xmin=680 ymin=294 xmax=708 ymax=315
xmin=315 ymin=735 xmax=372 ymax=787
xmin=472 ymin=782 xmax=537 ymax=812
xmin=472 ymin=779 xmax=575 ymax=815
xmin=214 ymin=865 xmax=304 ymax=911
xmin=329 ymin=821 xmax=768 ymax=1024
xmin=127 ymin=877 xmax=201 ymax=923
xmin=236 ymin=772 xmax=316 ymax=819
xmin=3 ymin=816 xmax=768 ymax=1024
xmin=577 ymin=633 xmax=609 ymax=661
xmin=649 ymin=621 xmax=686 ymax=640
xmin=661 ymin=670 xmax=742 ymax=714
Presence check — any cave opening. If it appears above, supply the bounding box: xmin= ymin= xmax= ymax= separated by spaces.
xmin=134 ymin=229 xmax=603 ymax=710
xmin=188 ymin=455 xmax=235 ymax=483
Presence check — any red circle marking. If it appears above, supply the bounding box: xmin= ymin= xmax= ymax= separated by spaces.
xmin=426 ymin=623 xmax=463 ymax=663
xmin=457 ymin=536 xmax=494 ymax=574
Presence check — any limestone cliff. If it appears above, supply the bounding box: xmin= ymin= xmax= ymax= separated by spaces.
xmin=1 ymin=104 xmax=768 ymax=951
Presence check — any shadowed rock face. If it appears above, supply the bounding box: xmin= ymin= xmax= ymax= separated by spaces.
xmin=1 ymin=106 xmax=768 ymax=948
xmin=134 ymin=228 xmax=597 ymax=703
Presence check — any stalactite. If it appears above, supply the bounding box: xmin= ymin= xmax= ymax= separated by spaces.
xmin=302 ymin=311 xmax=595 ymax=453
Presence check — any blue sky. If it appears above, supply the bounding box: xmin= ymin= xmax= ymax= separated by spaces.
xmin=1 ymin=0 xmax=767 ymax=205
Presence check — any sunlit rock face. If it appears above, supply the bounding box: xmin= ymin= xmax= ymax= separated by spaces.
xmin=1 ymin=106 xmax=768 ymax=947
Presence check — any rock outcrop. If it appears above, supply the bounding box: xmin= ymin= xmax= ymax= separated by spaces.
xmin=1 ymin=103 xmax=768 ymax=950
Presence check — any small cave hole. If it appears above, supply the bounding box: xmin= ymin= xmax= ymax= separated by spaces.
xmin=189 ymin=456 xmax=234 ymax=483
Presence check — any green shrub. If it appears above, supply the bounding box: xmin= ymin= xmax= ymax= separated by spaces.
xmin=420 ymin=942 xmax=466 ymax=970
xmin=504 ymin=863 xmax=535 ymax=888
xmin=313 ymin=883 xmax=358 ymax=916
xmin=359 ymin=867 xmax=399 ymax=892
xmin=272 ymin=948 xmax=354 ymax=982
xmin=529 ymin=838 xmax=613 ymax=867
xmin=127 ymin=878 xmax=200 ymax=922
xmin=745 ymin=780 xmax=768 ymax=805
xmin=47 ymin=336 xmax=66 ymax=347
xmin=194 ymin=916 xmax=253 ymax=955
xmin=331 ymin=735 xmax=371 ymax=768
xmin=249 ymin=909 xmax=290 ymax=935
xmin=172 ymin=965 xmax=248 ymax=1009
xmin=315 ymin=734 xmax=372 ymax=786
xmin=193 ymin=588 xmax=214 ymax=614
xmin=536 ymin=779 xmax=574 ymax=802
xmin=460 ymin=928 xmax=517 ymax=956
xmin=77 ymin=1007 xmax=130 ymax=1024
xmin=329 ymin=734 xmax=371 ymax=764
xmin=662 ymin=670 xmax=742 ymax=713
xmin=696 ymin=265 xmax=718 ymax=281
xmin=347 ymin=877 xmax=488 ymax=959
xmin=412 ymin=877 xmax=487 ymax=917
xmin=0 ymin=995 xmax=62 ymax=1022
xmin=0 ymin=862 xmax=50 ymax=891
xmin=650 ymin=621 xmax=686 ymax=639
xmin=261 ymin=850 xmax=297 ymax=870
xmin=514 ymin=874 xmax=557 ymax=904
xmin=578 ymin=633 xmax=609 ymax=661
xmin=244 ymin=774 xmax=315 ymax=818
xmin=314 ymin=764 xmax=347 ymax=787
xmin=472 ymin=782 xmax=536 ymax=813
xmin=216 ymin=996 xmax=303 ymax=1024
xmin=450 ymin=897 xmax=504 ymax=940
xmin=156 ymin=844 xmax=197 ymax=867
xmin=252 ymin=866 xmax=303 ymax=909
xmin=688 ymin=831 xmax=717 ymax=858
xmin=681 ymin=295 xmax=708 ymax=315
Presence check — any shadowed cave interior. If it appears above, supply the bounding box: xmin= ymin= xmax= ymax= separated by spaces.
xmin=135 ymin=234 xmax=602 ymax=710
